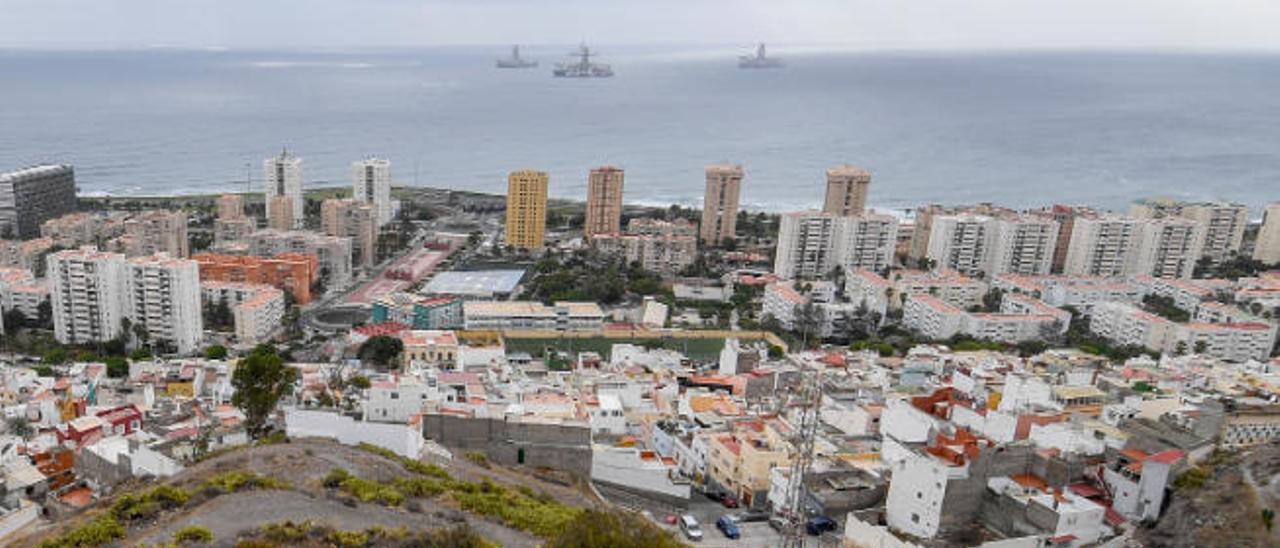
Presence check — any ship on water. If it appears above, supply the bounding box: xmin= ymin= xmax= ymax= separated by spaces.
xmin=738 ymin=43 xmax=783 ymax=69
xmin=553 ymin=43 xmax=613 ymax=78
xmin=495 ymin=45 xmax=537 ymax=69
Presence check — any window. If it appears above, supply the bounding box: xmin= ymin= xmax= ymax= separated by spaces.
xmin=911 ymin=513 xmax=920 ymax=524
xmin=390 ymin=392 xmax=399 ymax=400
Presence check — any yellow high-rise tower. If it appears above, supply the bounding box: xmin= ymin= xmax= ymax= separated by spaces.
xmin=505 ymin=170 xmax=549 ymax=249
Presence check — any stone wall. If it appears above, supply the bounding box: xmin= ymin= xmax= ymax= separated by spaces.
xmin=421 ymin=414 xmax=593 ymax=478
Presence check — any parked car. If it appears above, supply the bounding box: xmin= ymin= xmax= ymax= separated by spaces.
xmin=679 ymin=514 xmax=704 ymax=541
xmin=720 ymin=494 xmax=740 ymax=508
xmin=768 ymin=515 xmax=789 ymax=532
xmin=806 ymin=516 xmax=838 ymax=536
xmin=715 ymin=516 xmax=741 ymax=539
xmin=734 ymin=509 xmax=770 ymax=523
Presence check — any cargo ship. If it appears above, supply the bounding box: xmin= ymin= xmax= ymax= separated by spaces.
xmin=496 ymin=45 xmax=537 ymax=69
xmin=739 ymin=43 xmax=783 ymax=69
xmin=553 ymin=43 xmax=613 ymax=78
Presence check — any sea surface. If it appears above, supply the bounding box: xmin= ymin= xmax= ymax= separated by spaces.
xmin=1 ymin=46 xmax=1278 ymax=214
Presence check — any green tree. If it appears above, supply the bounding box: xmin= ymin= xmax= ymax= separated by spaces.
xmin=5 ymin=416 xmax=33 ymax=439
xmin=43 ymin=347 xmax=68 ymax=365
xmin=348 ymin=375 xmax=372 ymax=390
xmin=231 ymin=344 xmax=298 ymax=439
xmin=204 ymin=345 xmax=229 ymax=360
xmin=105 ymin=357 xmax=130 ymax=378
xmin=358 ymin=336 xmax=404 ymax=368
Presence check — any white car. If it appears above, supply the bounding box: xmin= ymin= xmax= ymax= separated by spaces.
xmin=679 ymin=514 xmax=704 ymax=541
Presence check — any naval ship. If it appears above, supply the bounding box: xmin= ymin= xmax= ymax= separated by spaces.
xmin=553 ymin=44 xmax=613 ymax=78
xmin=495 ymin=45 xmax=537 ymax=68
xmin=739 ymin=43 xmax=783 ymax=68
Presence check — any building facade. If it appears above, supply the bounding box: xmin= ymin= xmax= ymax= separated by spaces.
xmin=822 ymin=165 xmax=871 ymax=217
xmin=49 ymin=248 xmax=128 ymax=345
xmin=264 ymin=151 xmax=304 ymax=230
xmin=0 ymin=165 xmax=78 ymax=240
xmin=700 ymin=163 xmax=743 ymax=247
xmin=774 ymin=211 xmax=897 ymax=280
xmin=584 ymin=166 xmax=624 ymax=239
xmin=352 ymin=157 xmax=392 ymax=227
xmin=125 ymin=254 xmax=203 ymax=355
xmin=504 ymin=170 xmax=548 ymax=250
xmin=320 ymin=198 xmax=378 ymax=269
xmin=1253 ymin=203 xmax=1280 ymax=265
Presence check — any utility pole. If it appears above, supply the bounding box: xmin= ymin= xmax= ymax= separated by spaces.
xmin=781 ymin=349 xmax=822 ymax=548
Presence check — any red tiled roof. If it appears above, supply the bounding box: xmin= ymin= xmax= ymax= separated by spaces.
xmin=1148 ymin=449 xmax=1184 ymax=465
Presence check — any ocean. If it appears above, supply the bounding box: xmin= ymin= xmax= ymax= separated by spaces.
xmin=1 ymin=46 xmax=1278 ymax=214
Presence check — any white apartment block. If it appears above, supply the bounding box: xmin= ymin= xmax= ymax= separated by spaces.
xmin=1088 ymin=302 xmax=1178 ymax=353
xmin=352 ymin=157 xmax=393 ymax=227
xmin=964 ymin=313 xmax=1060 ymax=344
xmin=1064 ymin=216 xmax=1143 ymax=277
xmin=1132 ymin=218 xmax=1204 ymax=279
xmin=1172 ymin=322 xmax=1276 ymax=363
xmin=201 ymin=281 xmax=285 ymax=345
xmin=49 ymin=247 xmax=128 ymax=345
xmin=988 ymin=216 xmax=1058 ymax=276
xmin=1254 ymin=203 xmax=1280 ymax=265
xmin=264 ymin=151 xmax=305 ymax=230
xmin=999 ymin=292 xmax=1072 ymax=333
xmin=1042 ymin=280 xmax=1143 ymax=311
xmin=1132 ymin=275 xmax=1215 ymax=313
xmin=762 ymin=281 xmax=807 ymax=330
xmin=1193 ymin=301 xmax=1263 ymax=325
xmin=592 ymin=233 xmax=696 ymax=277
xmin=844 ymin=269 xmax=891 ymax=318
xmin=774 ymin=211 xmax=897 ymax=280
xmin=925 ymin=214 xmax=992 ymax=278
xmin=892 ymin=270 xmax=986 ymax=310
xmin=903 ymin=294 xmax=967 ymax=340
xmin=462 ymin=301 xmax=604 ymax=331
xmin=126 ymin=254 xmax=204 ymax=355
xmin=1133 ymin=200 xmax=1247 ymax=263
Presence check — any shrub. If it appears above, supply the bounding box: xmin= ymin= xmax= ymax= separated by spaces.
xmin=356 ymin=443 xmax=450 ymax=479
xmin=39 ymin=515 xmax=126 ymax=548
xmin=173 ymin=525 xmax=214 ymax=544
xmin=547 ymin=510 xmax=682 ymax=548
xmin=465 ymin=451 xmax=490 ymax=468
xmin=1172 ymin=467 xmax=1209 ymax=491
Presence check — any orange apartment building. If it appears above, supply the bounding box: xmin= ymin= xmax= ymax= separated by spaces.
xmin=194 ymin=252 xmax=318 ymax=304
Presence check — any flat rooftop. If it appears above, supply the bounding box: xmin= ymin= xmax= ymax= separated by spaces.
xmin=424 ymin=269 xmax=525 ymax=296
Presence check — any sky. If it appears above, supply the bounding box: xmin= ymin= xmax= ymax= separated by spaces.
xmin=2 ymin=0 xmax=1279 ymax=51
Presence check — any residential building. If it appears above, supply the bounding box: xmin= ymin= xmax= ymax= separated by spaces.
xmin=1133 ymin=199 xmax=1247 ymax=263
xmin=1131 ymin=218 xmax=1204 ymax=279
xmin=592 ymin=232 xmax=696 ymax=277
xmin=1040 ymin=205 xmax=1083 ymax=274
xmin=371 ymin=292 xmax=464 ymax=330
xmin=48 ymin=247 xmax=128 ymax=345
xmin=0 ymin=237 xmax=54 ymax=274
xmin=398 ymin=330 xmax=460 ymax=369
xmin=1132 ymin=275 xmax=1217 ymax=313
xmin=700 ymin=163 xmax=743 ymax=246
xmin=217 ymin=194 xmax=244 ymax=220
xmin=907 ymin=204 xmax=947 ymax=263
xmin=925 ymin=214 xmax=993 ymax=277
xmin=926 ymin=214 xmax=1057 ymax=278
xmin=1102 ymin=449 xmax=1181 ymax=521
xmin=583 ymin=166 xmax=624 ymax=239
xmin=822 ymin=164 xmax=870 ymax=216
xmin=263 ymin=150 xmax=304 ymax=230
xmin=41 ymin=212 xmax=120 ymax=248
xmin=903 ymin=294 xmax=967 ymax=340
xmin=0 ymin=165 xmax=78 ymax=239
xmin=504 ymin=170 xmax=548 ymax=250
xmin=320 ymin=198 xmax=378 ymax=269
xmin=214 ymin=217 xmax=256 ymax=245
xmin=1064 ymin=215 xmax=1143 ymax=277
xmin=1088 ymin=302 xmax=1178 ymax=353
xmin=266 ymin=195 xmax=295 ymax=231
xmin=125 ymin=254 xmax=203 ymax=355
xmin=844 ymin=269 xmax=891 ymax=319
xmin=194 ymin=252 xmax=317 ymax=304
xmin=352 ymin=157 xmax=393 ymax=226
xmin=243 ymin=229 xmax=352 ymax=290
xmin=892 ymin=269 xmax=986 ymax=310
xmin=1253 ymin=202 xmax=1280 ymax=264
xmin=200 ymin=281 xmax=286 ymax=344
xmin=462 ymin=301 xmax=604 ymax=331
xmin=109 ymin=210 xmax=189 ymax=258
xmin=1172 ymin=322 xmax=1277 ymax=362
xmin=773 ymin=211 xmax=897 ymax=279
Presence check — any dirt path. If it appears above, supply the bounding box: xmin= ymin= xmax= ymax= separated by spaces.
xmin=129 ymin=489 xmax=539 ymax=547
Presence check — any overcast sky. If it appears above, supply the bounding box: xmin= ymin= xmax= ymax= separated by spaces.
xmin=3 ymin=0 xmax=1279 ymax=51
